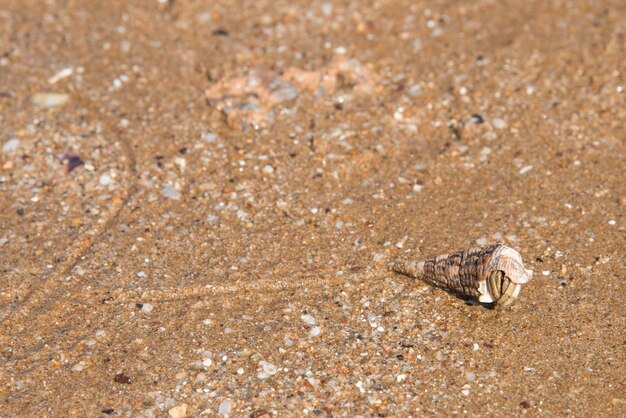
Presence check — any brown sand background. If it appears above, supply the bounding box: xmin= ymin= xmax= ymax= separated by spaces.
xmin=1 ymin=0 xmax=625 ymax=416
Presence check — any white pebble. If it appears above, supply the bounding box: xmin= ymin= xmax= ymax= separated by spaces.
xmin=412 ymin=183 xmax=424 ymax=192
xmin=322 ymin=2 xmax=333 ymax=16
xmin=71 ymin=362 xmax=85 ymax=372
xmin=203 ymin=358 xmax=213 ymax=367
xmin=492 ymin=118 xmax=507 ymax=129
xmin=396 ymin=374 xmax=407 ymax=383
xmin=263 ymin=362 xmax=277 ymax=374
xmin=310 ymin=326 xmax=321 ymax=337
xmin=2 ymin=138 xmax=20 ymax=154
xmin=237 ymin=367 xmax=244 ymax=375
xmin=136 ymin=271 xmax=146 ymax=278
xmin=301 ymin=314 xmax=316 ymax=325
xmin=356 ymin=381 xmax=365 ymax=393
xmin=542 ymin=270 xmax=550 ymax=276
xmin=236 ymin=210 xmax=248 ymax=219
xmin=262 ymin=164 xmax=274 ymax=174
xmin=466 ymin=372 xmax=475 ymax=382
xmin=203 ymin=132 xmax=219 ymax=142
xmin=608 ymin=220 xmax=616 ymax=225
xmin=218 ymin=399 xmax=232 ymax=417
xmin=473 ymin=343 xmax=480 ymax=351
xmin=475 ymin=237 xmax=488 ymax=246
xmin=99 ymin=173 xmax=112 ymax=186
xmin=162 ymin=184 xmax=181 ymax=200
xmin=141 ymin=303 xmax=153 ymax=313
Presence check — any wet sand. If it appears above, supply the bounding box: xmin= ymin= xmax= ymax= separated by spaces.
xmin=1 ymin=1 xmax=625 ymax=416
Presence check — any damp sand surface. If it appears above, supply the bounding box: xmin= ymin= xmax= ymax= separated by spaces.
xmin=1 ymin=1 xmax=625 ymax=416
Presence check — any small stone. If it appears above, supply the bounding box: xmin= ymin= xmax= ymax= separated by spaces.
xmin=136 ymin=271 xmax=147 ymax=278
xmin=300 ymin=314 xmax=316 ymax=325
xmin=2 ymin=139 xmax=20 ymax=154
xmin=408 ymin=84 xmax=422 ymax=96
xmin=114 ymin=373 xmax=132 ymax=384
xmin=162 ymin=184 xmax=181 ymax=200
xmin=203 ymin=358 xmax=213 ymax=367
xmin=203 ymin=132 xmax=219 ymax=143
xmin=72 ymin=362 xmax=85 ymax=372
xmin=310 ymin=326 xmax=321 ymax=337
xmin=168 ymin=404 xmax=187 ymax=418
xmin=470 ymin=114 xmax=484 ymax=124
xmin=608 ymin=219 xmax=616 ymax=225
xmin=396 ymin=374 xmax=407 ymax=383
xmin=492 ymin=118 xmax=507 ymax=129
xmin=218 ymin=399 xmax=232 ymax=417
xmin=99 ymin=173 xmax=112 ymax=186
xmin=32 ymin=92 xmax=70 ymax=107
xmin=262 ymin=164 xmax=274 ymax=174
xmin=141 ymin=303 xmax=153 ymax=313
xmin=412 ymin=183 xmax=423 ymax=192
xmin=542 ymin=270 xmax=550 ymax=276
xmin=476 ymin=237 xmax=488 ymax=246
xmin=258 ymin=361 xmax=278 ymax=379
xmin=466 ymin=372 xmax=475 ymax=382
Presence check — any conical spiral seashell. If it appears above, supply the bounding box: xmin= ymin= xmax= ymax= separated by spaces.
xmin=389 ymin=244 xmax=533 ymax=306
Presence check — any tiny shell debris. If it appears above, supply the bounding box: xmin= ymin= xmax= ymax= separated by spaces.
xmin=31 ymin=92 xmax=70 ymax=108
xmin=168 ymin=404 xmax=187 ymax=418
xmin=492 ymin=118 xmax=507 ymax=129
xmin=390 ymin=244 xmax=533 ymax=306
xmin=2 ymin=139 xmax=20 ymax=153
xmin=519 ymin=165 xmax=533 ymax=175
xmin=47 ymin=67 xmax=74 ymax=84
xmin=55 ymin=153 xmax=84 ymax=173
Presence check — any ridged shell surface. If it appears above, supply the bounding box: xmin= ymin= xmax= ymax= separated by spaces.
xmin=389 ymin=244 xmax=532 ymax=306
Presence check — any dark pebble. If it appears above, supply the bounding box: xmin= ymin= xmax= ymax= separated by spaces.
xmin=213 ymin=28 xmax=229 ymax=36
xmin=16 ymin=208 xmax=25 ymax=216
xmin=470 ymin=114 xmax=484 ymax=124
xmin=101 ymin=409 xmax=114 ymax=414
xmin=114 ymin=373 xmax=132 ymax=384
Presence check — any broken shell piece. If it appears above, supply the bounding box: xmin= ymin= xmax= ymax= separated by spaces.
xmin=389 ymin=244 xmax=532 ymax=306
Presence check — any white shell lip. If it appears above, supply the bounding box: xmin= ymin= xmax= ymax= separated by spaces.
xmin=489 ymin=245 xmax=533 ymax=284
xmin=478 ymin=280 xmax=496 ymax=303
